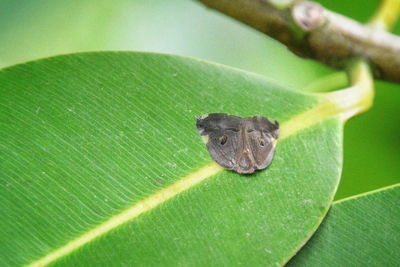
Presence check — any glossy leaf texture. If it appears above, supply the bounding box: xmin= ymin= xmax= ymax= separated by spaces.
xmin=289 ymin=184 xmax=400 ymax=266
xmin=0 ymin=52 xmax=343 ymax=266
xmin=2 ymin=0 xmax=399 ymax=203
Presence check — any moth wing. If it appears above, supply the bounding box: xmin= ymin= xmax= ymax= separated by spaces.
xmin=207 ymin=129 xmax=241 ymax=169
xmin=246 ymin=116 xmax=279 ymax=170
xmin=196 ymin=113 xmax=242 ymax=135
xmin=196 ymin=113 xmax=243 ymax=169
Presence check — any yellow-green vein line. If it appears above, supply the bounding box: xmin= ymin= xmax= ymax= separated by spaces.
xmin=29 ymin=60 xmax=373 ymax=267
xmin=29 ymin=161 xmax=223 ymax=267
xmin=28 ymin=101 xmax=328 ymax=267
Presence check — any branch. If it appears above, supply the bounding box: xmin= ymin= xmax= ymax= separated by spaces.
xmin=197 ymin=0 xmax=400 ymax=84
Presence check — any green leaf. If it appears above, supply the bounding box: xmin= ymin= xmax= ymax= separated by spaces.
xmin=1 ymin=0 xmax=397 ymax=202
xmin=289 ymin=184 xmax=400 ymax=265
xmin=1 ymin=52 xmax=345 ymax=266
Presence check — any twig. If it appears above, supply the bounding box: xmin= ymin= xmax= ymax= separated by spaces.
xmin=197 ymin=0 xmax=400 ymax=84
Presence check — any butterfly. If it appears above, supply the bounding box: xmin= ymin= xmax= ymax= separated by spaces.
xmin=196 ymin=113 xmax=279 ymax=174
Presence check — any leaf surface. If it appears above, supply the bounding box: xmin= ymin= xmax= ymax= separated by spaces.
xmin=289 ymin=184 xmax=400 ymax=266
xmin=0 ymin=52 xmax=343 ymax=266
xmin=2 ymin=0 xmax=397 ymax=202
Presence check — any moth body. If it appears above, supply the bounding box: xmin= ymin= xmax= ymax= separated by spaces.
xmin=196 ymin=113 xmax=279 ymax=174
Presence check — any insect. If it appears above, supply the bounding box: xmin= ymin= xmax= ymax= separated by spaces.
xmin=196 ymin=113 xmax=279 ymax=174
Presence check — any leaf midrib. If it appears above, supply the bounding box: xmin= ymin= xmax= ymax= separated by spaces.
xmin=28 ymin=94 xmax=346 ymax=267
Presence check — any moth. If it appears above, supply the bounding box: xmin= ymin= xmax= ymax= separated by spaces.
xmin=196 ymin=113 xmax=279 ymax=174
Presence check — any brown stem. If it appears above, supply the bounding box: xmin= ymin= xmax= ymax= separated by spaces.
xmin=197 ymin=0 xmax=400 ymax=84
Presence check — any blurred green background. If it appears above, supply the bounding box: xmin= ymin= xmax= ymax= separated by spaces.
xmin=1 ymin=0 xmax=399 ymax=200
